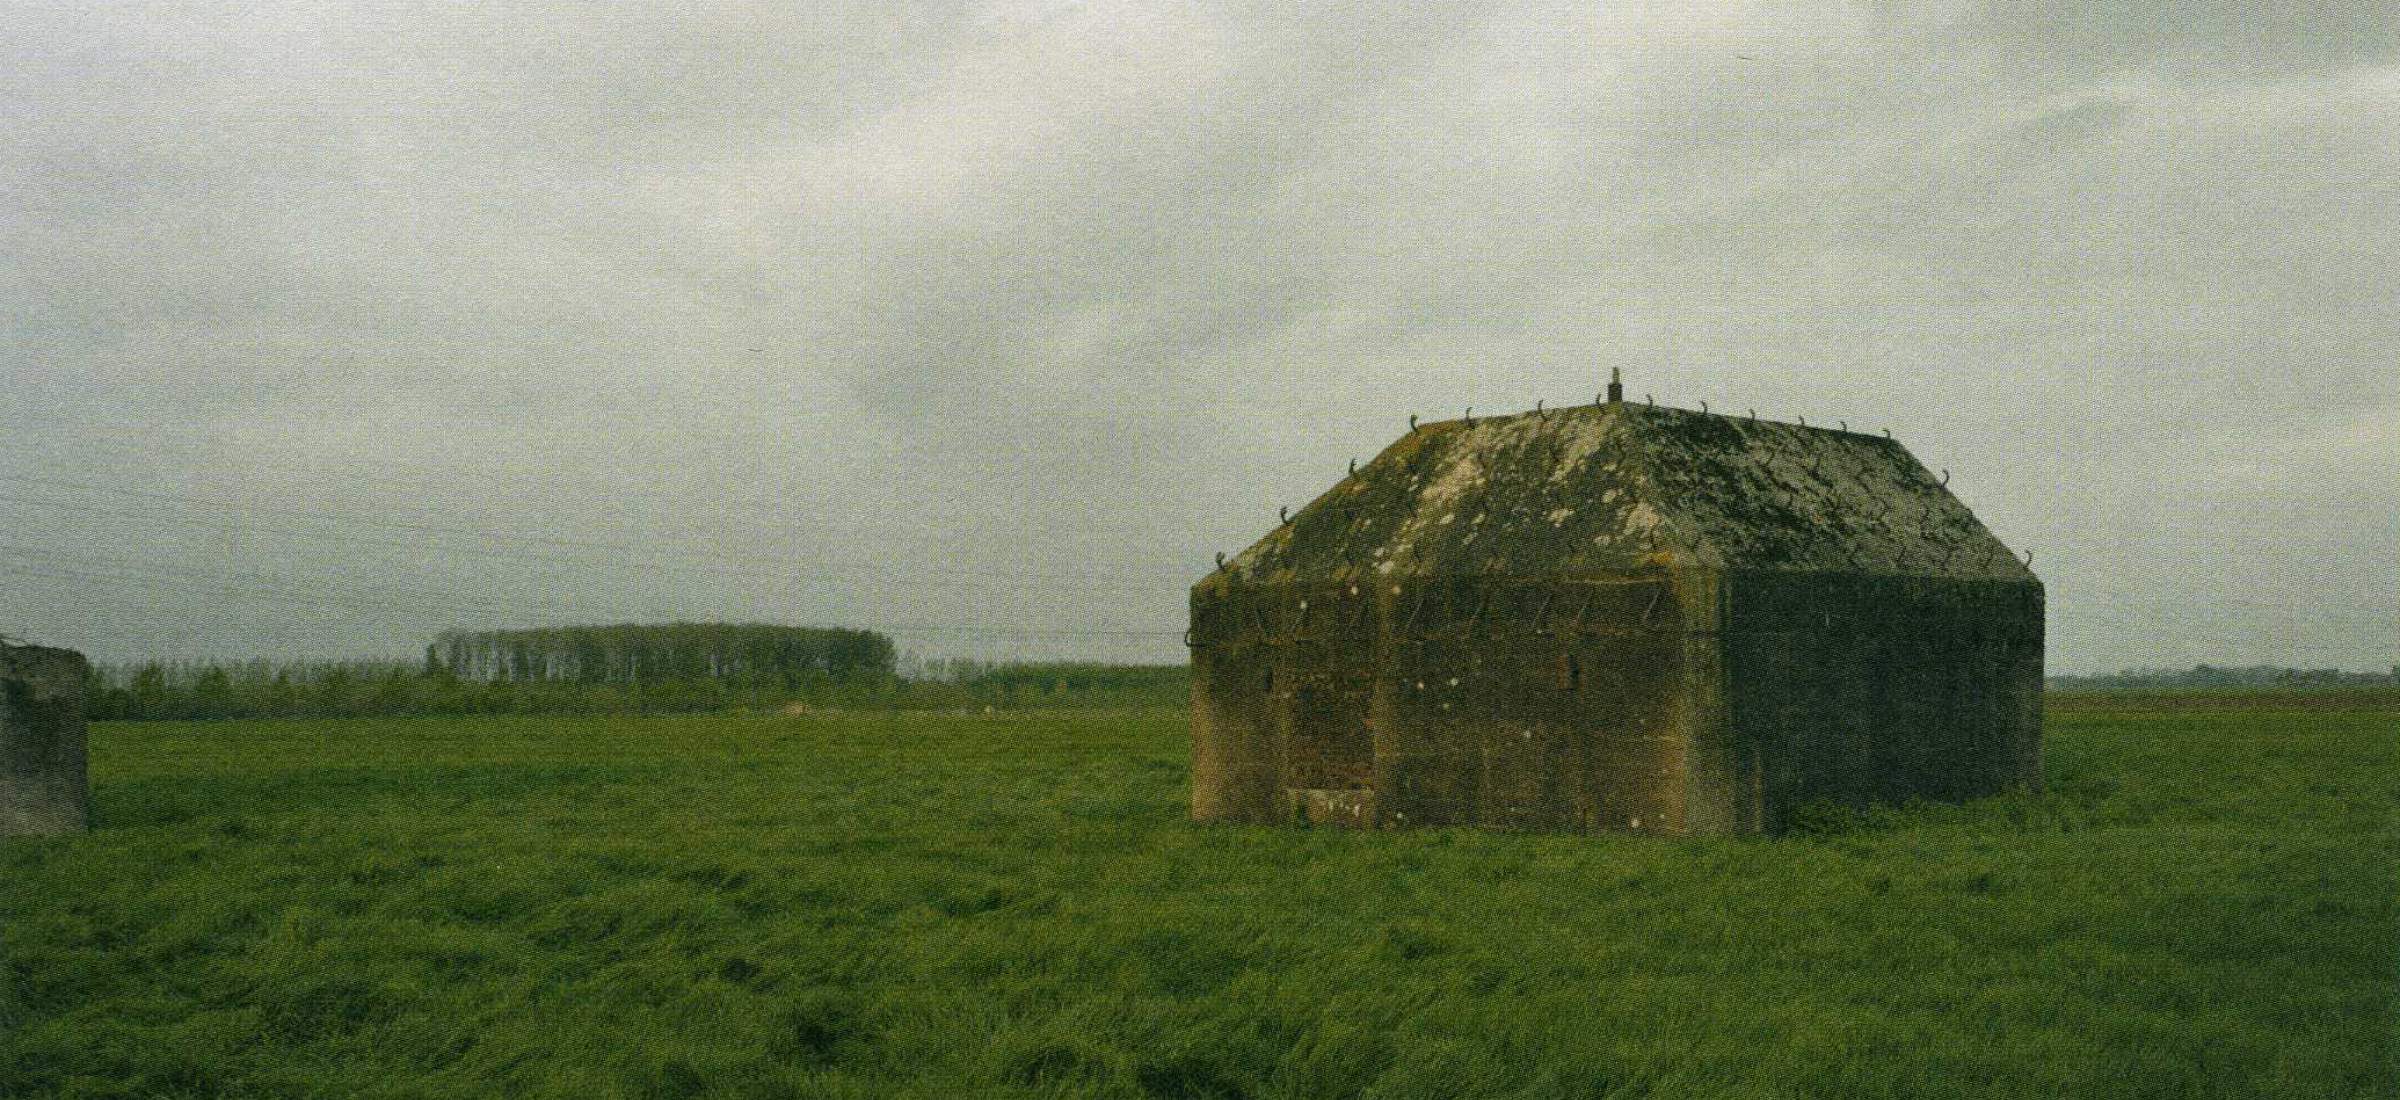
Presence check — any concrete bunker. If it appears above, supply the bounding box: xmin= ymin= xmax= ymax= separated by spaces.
xmin=1190 ymin=386 xmax=2042 ymax=836
xmin=2 ymin=641 xmax=91 ymax=837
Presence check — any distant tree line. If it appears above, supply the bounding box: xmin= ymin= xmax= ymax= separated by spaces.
xmin=904 ymin=659 xmax=1191 ymax=710
xmin=2049 ymin=663 xmax=2400 ymax=692
xmin=429 ymin=623 xmax=895 ymax=685
xmin=84 ymin=627 xmax=1188 ymax=722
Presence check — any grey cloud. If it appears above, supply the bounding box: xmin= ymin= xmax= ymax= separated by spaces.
xmin=2 ymin=1 xmax=2393 ymax=670
xmin=1957 ymin=1 xmax=2400 ymax=73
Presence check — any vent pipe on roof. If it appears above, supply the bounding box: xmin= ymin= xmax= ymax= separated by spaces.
xmin=1606 ymin=368 xmax=1623 ymax=404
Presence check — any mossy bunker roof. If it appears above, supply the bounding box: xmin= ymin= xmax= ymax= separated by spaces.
xmin=1202 ymin=401 xmax=2032 ymax=587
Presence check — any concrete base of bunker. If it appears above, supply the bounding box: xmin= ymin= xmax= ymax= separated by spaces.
xmin=1188 ymin=399 xmax=2043 ymax=837
xmin=2 ymin=642 xmax=91 ymax=837
xmin=1193 ymin=571 xmax=1721 ymax=834
xmin=1192 ymin=568 xmax=2041 ymax=836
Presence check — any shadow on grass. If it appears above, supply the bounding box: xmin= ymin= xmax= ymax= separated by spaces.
xmin=1779 ymin=774 xmax=2124 ymax=839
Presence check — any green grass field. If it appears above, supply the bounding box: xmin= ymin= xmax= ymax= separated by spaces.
xmin=5 ymin=701 xmax=2395 ymax=1099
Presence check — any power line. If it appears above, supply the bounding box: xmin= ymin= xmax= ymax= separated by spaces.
xmin=0 ymin=560 xmax=586 ymax=627
xmin=0 ymin=485 xmax=1192 ymax=601
xmin=0 ymin=544 xmax=617 ymax=625
xmin=0 ymin=425 xmax=1246 ymax=530
xmin=0 ymin=555 xmax=1180 ymax=640
xmin=0 ymin=472 xmax=1191 ymax=590
xmin=13 ymin=546 xmax=2375 ymax=639
xmin=0 ymin=442 xmax=1214 ymax=584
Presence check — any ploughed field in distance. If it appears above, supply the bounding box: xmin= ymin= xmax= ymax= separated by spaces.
xmin=3 ymin=693 xmax=2393 ymax=1099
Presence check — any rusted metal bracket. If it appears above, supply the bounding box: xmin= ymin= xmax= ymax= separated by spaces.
xmin=1569 ymin=592 xmax=1595 ymax=636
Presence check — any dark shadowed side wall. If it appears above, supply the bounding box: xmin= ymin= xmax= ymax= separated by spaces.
xmin=1720 ymin=571 xmax=2045 ymax=830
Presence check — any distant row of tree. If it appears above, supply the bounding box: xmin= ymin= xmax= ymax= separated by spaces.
xmin=429 ymin=622 xmax=894 ymax=685
xmin=2048 ymin=664 xmax=2400 ymax=691
xmin=85 ymin=636 xmax=1188 ymax=722
xmin=905 ymin=658 xmax=1191 ymax=709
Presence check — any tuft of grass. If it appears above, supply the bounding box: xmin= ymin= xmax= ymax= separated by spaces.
xmin=1 ymin=703 xmax=2394 ymax=1098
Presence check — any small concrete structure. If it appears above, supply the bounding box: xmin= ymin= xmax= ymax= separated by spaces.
xmin=1190 ymin=385 xmax=2042 ymax=835
xmin=2 ymin=641 xmax=90 ymax=837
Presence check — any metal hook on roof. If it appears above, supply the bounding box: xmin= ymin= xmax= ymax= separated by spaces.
xmin=2022 ymin=549 xmax=2034 ymax=567
xmin=1747 ymin=408 xmax=1757 ymax=421
xmin=1215 ymin=552 xmax=1227 ymax=571
xmin=1699 ymin=401 xmax=1709 ymax=414
xmin=1348 ymin=457 xmax=1358 ymax=476
xmin=1940 ymin=469 xmax=1950 ymax=486
xmin=1645 ymin=394 xmax=1654 ymax=405
xmin=1839 ymin=420 xmax=1847 ymax=432
xmin=1279 ymin=506 xmax=1289 ymax=524
xmin=1464 ymin=406 xmax=1475 ymax=427
xmin=1408 ymin=413 xmax=1418 ymax=433
xmin=1535 ymin=399 xmax=1544 ymax=417
xmin=1882 ymin=428 xmax=1892 ymax=439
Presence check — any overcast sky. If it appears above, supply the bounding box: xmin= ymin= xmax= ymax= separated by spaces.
xmin=4 ymin=1 xmax=2395 ymax=673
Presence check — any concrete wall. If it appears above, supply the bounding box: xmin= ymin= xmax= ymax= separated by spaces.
xmin=1719 ymin=570 xmax=2044 ymax=830
xmin=1194 ymin=566 xmax=2043 ymax=836
xmin=2 ymin=643 xmax=90 ymax=837
xmin=1191 ymin=568 xmax=1712 ymax=834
